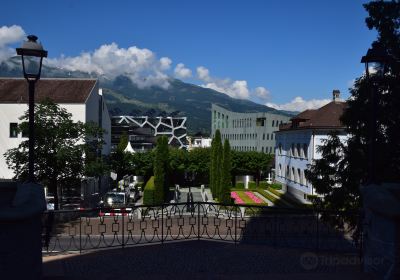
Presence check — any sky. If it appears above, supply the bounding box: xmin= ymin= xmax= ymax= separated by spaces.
xmin=0 ymin=0 xmax=377 ymax=111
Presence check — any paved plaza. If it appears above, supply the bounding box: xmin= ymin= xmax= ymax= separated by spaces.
xmin=43 ymin=240 xmax=374 ymax=280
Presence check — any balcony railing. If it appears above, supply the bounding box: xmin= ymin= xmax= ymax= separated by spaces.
xmin=42 ymin=202 xmax=362 ymax=255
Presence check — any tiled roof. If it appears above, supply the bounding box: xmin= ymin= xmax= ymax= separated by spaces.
xmin=0 ymin=78 xmax=97 ymax=104
xmin=278 ymin=101 xmax=347 ymax=131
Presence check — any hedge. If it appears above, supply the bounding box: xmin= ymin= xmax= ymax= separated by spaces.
xmin=269 ymin=183 xmax=282 ymax=190
xmin=235 ymin=182 xmax=245 ymax=189
xmin=258 ymin=181 xmax=268 ymax=189
xmin=247 ymin=181 xmax=257 ymax=189
xmin=143 ymin=176 xmax=163 ymax=205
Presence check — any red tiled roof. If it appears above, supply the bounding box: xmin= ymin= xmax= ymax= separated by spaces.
xmin=0 ymin=78 xmax=97 ymax=104
xmin=278 ymin=101 xmax=347 ymax=131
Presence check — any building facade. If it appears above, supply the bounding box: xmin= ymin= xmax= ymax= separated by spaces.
xmin=111 ymin=116 xmax=188 ymax=152
xmin=274 ymin=91 xmax=347 ymax=203
xmin=0 ymin=78 xmax=111 ymax=179
xmin=211 ymin=104 xmax=291 ymax=154
xmin=187 ymin=136 xmax=212 ymax=150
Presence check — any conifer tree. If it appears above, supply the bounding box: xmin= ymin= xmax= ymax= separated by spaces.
xmin=220 ymin=139 xmax=232 ymax=204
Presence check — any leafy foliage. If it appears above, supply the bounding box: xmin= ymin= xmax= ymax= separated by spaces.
xmin=306 ymin=1 xmax=400 ymax=214
xmin=4 ymin=99 xmax=104 ymax=209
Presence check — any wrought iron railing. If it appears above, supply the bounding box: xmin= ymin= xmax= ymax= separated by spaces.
xmin=42 ymin=202 xmax=362 ymax=255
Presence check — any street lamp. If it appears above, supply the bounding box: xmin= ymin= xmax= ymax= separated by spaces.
xmin=361 ymin=43 xmax=389 ymax=184
xmin=16 ymin=35 xmax=48 ymax=182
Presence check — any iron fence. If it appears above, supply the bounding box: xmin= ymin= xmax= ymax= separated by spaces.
xmin=42 ymin=202 xmax=362 ymax=255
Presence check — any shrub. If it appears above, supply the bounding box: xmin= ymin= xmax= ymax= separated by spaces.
xmin=258 ymin=181 xmax=268 ymax=189
xmin=143 ymin=176 xmax=163 ymax=205
xmin=269 ymin=183 xmax=282 ymax=190
xmin=247 ymin=181 xmax=257 ymax=189
xmin=235 ymin=182 xmax=245 ymax=189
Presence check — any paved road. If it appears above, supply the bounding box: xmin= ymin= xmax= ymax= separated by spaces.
xmin=43 ymin=240 xmax=372 ymax=280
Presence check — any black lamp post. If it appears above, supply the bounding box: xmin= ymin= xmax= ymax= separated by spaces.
xmin=16 ymin=35 xmax=48 ymax=182
xmin=361 ymin=43 xmax=389 ymax=184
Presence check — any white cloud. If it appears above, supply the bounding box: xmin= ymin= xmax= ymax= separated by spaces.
xmin=266 ymin=97 xmax=331 ymax=112
xmin=254 ymin=86 xmax=270 ymax=100
xmin=48 ymin=42 xmax=171 ymax=89
xmin=196 ymin=66 xmax=211 ymax=82
xmin=196 ymin=66 xmax=252 ymax=99
xmin=0 ymin=25 xmax=25 ymax=62
xmin=159 ymin=57 xmax=172 ymax=70
xmin=174 ymin=63 xmax=192 ymax=79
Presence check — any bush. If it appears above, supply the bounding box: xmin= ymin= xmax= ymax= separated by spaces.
xmin=235 ymin=182 xmax=245 ymax=189
xmin=143 ymin=176 xmax=163 ymax=205
xmin=269 ymin=183 xmax=282 ymax=190
xmin=247 ymin=181 xmax=257 ymax=189
xmin=258 ymin=181 xmax=268 ymax=189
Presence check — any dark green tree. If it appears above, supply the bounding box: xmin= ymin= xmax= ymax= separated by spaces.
xmin=219 ymin=139 xmax=232 ymax=203
xmin=231 ymin=151 xmax=273 ymax=185
xmin=210 ymin=130 xmax=222 ymax=199
xmin=153 ymin=136 xmax=169 ymax=203
xmin=4 ymin=99 xmax=104 ymax=209
xmin=110 ymin=132 xmax=132 ymax=181
xmin=306 ymin=0 xmax=400 ymax=213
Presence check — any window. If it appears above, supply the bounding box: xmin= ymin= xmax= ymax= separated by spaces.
xmin=267 ymin=134 xmax=269 ymax=140
xmin=256 ymin=117 xmax=266 ymax=127
xmin=291 ymin=143 xmax=295 ymax=157
xmin=269 ymin=147 xmax=272 ymax=153
xmin=9 ymin=123 xmax=18 ymax=138
xmin=291 ymin=167 xmax=295 ymax=181
xmin=21 ymin=122 xmax=28 ymax=138
xmin=263 ymin=133 xmax=265 ymax=140
xmin=297 ymin=143 xmax=301 ymax=158
xmin=286 ymin=166 xmax=290 ymax=179
xmin=297 ymin=168 xmax=301 ymax=184
xmin=272 ymin=120 xmax=275 ymax=127
xmin=278 ymin=143 xmax=282 ymax=155
xmin=271 ymin=134 xmax=274 ymax=140
xmin=278 ymin=164 xmax=282 ymax=177
xmin=303 ymin=144 xmax=308 ymax=159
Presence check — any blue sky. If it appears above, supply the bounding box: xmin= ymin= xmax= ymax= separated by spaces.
xmin=1 ymin=0 xmax=376 ymax=111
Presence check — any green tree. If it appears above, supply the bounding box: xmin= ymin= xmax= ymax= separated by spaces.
xmin=4 ymin=99 xmax=104 ymax=209
xmin=306 ymin=1 xmax=400 ymax=213
xmin=220 ymin=139 xmax=232 ymax=203
xmin=187 ymin=147 xmax=210 ymax=185
xmin=153 ymin=136 xmax=169 ymax=203
xmin=210 ymin=130 xmax=222 ymax=199
xmin=231 ymin=151 xmax=273 ymax=185
xmin=110 ymin=132 xmax=132 ymax=181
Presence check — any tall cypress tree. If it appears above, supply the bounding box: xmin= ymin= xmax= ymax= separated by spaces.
xmin=154 ymin=136 xmax=166 ymax=204
xmin=210 ymin=130 xmax=222 ymax=199
xmin=209 ymin=137 xmax=215 ymax=195
xmin=220 ymin=139 xmax=232 ymax=204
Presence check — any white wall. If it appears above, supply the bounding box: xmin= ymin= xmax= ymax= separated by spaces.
xmin=84 ymin=86 xmax=111 ymax=155
xmin=275 ymin=129 xmax=348 ymax=202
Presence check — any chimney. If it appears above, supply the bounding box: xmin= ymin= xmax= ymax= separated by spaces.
xmin=332 ymin=89 xmax=341 ymax=101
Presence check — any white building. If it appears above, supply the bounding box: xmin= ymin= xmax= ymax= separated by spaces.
xmin=274 ymin=90 xmax=347 ymax=203
xmin=0 ymin=78 xmax=111 ymax=179
xmin=187 ymin=135 xmax=212 ymax=150
xmin=211 ymin=104 xmax=291 ymax=154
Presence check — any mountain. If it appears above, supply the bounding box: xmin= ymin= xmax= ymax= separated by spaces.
xmin=0 ymin=57 xmax=294 ymax=134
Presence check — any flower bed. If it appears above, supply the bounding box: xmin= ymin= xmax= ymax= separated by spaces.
xmin=231 ymin=191 xmax=244 ymax=204
xmin=231 ymin=191 xmax=267 ymax=205
xmin=245 ymin=191 xmax=263 ymax=204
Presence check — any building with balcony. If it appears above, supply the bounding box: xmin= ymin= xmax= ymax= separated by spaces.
xmin=274 ymin=90 xmax=347 ymax=203
xmin=0 ymin=78 xmax=111 ymax=179
xmin=111 ymin=116 xmax=188 ymax=152
xmin=211 ymin=104 xmax=291 ymax=154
